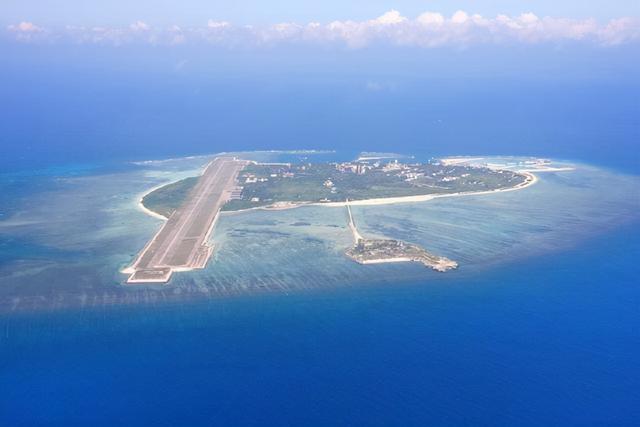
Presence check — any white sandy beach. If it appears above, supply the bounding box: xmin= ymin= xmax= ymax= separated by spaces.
xmin=135 ymin=161 xmax=216 ymax=221
xmin=313 ymin=171 xmax=538 ymax=208
xmin=138 ymin=156 xmax=555 ymax=220
xmin=214 ymin=170 xmax=540 ymax=215
xmin=136 ymin=183 xmax=170 ymax=221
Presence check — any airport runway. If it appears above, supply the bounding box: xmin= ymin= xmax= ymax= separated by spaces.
xmin=127 ymin=157 xmax=246 ymax=283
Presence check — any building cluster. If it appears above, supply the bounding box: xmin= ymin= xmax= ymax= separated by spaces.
xmin=242 ymin=170 xmax=295 ymax=184
xmin=243 ymin=174 xmax=269 ymax=184
xmin=522 ymin=158 xmax=551 ymax=166
xmin=334 ymin=159 xmax=435 ymax=182
xmin=334 ymin=162 xmax=372 ymax=174
xmin=380 ymin=160 xmax=429 ymax=182
xmin=229 ymin=186 xmax=243 ymax=200
xmin=323 ymin=178 xmax=338 ymax=194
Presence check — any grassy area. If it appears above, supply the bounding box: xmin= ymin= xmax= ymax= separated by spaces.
xmin=222 ymin=162 xmax=526 ymax=210
xmin=143 ymin=161 xmax=527 ymax=214
xmin=141 ymin=177 xmax=198 ymax=218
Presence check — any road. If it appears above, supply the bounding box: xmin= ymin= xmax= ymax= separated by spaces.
xmin=126 ymin=157 xmax=246 ymax=283
xmin=346 ymin=200 xmax=363 ymax=243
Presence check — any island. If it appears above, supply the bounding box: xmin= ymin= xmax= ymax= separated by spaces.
xmin=143 ymin=158 xmax=531 ymax=215
xmin=129 ymin=155 xmax=536 ymax=283
xmin=345 ymin=202 xmax=457 ymax=272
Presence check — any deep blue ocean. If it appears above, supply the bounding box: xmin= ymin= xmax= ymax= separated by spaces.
xmin=1 ymin=44 xmax=639 ymax=425
xmin=1 ymin=223 xmax=639 ymax=426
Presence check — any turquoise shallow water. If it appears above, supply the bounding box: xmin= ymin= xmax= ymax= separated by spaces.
xmin=0 ymin=153 xmax=639 ymax=425
xmin=0 ymin=153 xmax=638 ymax=310
xmin=2 ymin=43 xmax=638 ymax=425
xmin=1 ymin=222 xmax=638 ymax=425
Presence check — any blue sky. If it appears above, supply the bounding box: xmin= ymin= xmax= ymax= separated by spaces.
xmin=2 ymin=0 xmax=640 ymax=27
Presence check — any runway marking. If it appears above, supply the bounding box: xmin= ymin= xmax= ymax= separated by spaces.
xmin=126 ymin=157 xmax=246 ymax=284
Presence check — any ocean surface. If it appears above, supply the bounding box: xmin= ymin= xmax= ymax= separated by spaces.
xmin=0 ymin=150 xmax=639 ymax=426
xmin=1 ymin=46 xmax=639 ymax=424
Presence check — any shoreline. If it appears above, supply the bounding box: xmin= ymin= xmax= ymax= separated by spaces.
xmin=138 ymin=157 xmax=553 ymax=219
xmin=136 ymin=186 xmax=169 ymax=221
xmin=134 ymin=154 xmax=582 ymax=220
xmin=315 ymin=171 xmax=538 ymax=208
xmin=124 ymin=158 xmax=244 ymax=282
xmin=126 ymin=165 xmax=543 ymax=278
xmin=219 ymin=170 xmax=538 ymax=215
xmin=136 ymin=165 xmax=213 ymax=221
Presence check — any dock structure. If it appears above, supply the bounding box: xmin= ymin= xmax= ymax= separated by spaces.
xmin=345 ymin=200 xmax=363 ymax=243
xmin=126 ymin=157 xmax=247 ymax=284
xmin=344 ymin=199 xmax=458 ymax=272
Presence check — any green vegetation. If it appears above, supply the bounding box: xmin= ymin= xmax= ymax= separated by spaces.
xmin=346 ymin=238 xmax=458 ymax=272
xmin=142 ymin=177 xmax=198 ymax=218
xmin=223 ymin=161 xmax=526 ymax=211
xmin=141 ymin=159 xmax=528 ymax=216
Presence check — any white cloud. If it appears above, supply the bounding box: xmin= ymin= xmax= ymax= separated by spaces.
xmin=6 ymin=21 xmax=46 ymax=42
xmin=168 ymin=25 xmax=185 ymax=45
xmin=598 ymin=17 xmax=640 ymax=45
xmin=520 ymin=12 xmax=539 ymax=25
xmin=207 ymin=20 xmax=230 ymax=29
xmin=451 ymin=11 xmax=470 ymax=24
xmin=417 ymin=12 xmax=445 ymax=26
xmin=129 ymin=21 xmax=150 ymax=31
xmin=7 ymin=21 xmax=42 ymax=32
xmin=372 ymin=10 xmax=407 ymax=25
xmin=5 ymin=11 xmax=640 ymax=48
